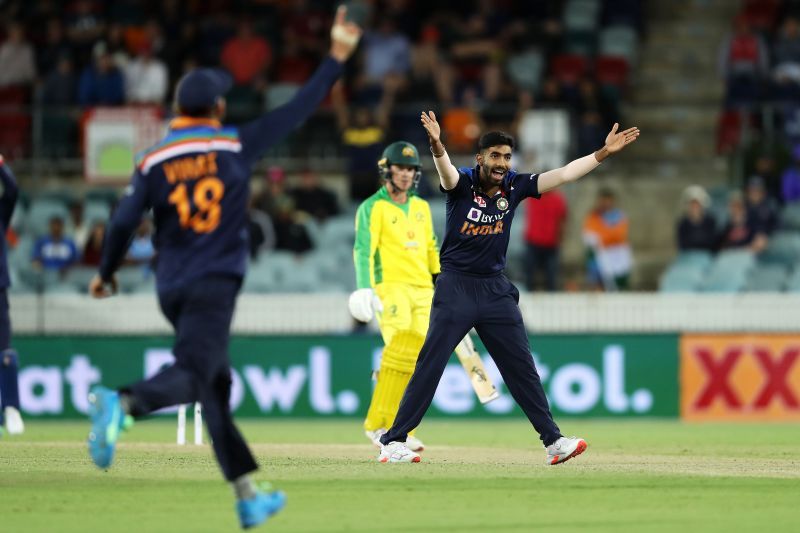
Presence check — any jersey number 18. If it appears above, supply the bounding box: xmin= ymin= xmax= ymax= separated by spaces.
xmin=168 ymin=176 xmax=225 ymax=234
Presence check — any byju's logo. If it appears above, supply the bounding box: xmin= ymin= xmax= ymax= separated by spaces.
xmin=467 ymin=208 xmax=482 ymax=222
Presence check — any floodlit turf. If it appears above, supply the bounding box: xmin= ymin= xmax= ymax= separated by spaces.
xmin=1 ymin=419 xmax=798 ymax=532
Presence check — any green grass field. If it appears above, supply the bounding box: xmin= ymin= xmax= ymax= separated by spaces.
xmin=1 ymin=419 xmax=798 ymax=532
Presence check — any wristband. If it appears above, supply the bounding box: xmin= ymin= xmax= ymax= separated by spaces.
xmin=429 ymin=145 xmax=445 ymax=158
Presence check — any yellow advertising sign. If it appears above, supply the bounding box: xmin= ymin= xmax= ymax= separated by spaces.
xmin=681 ymin=335 xmax=800 ymax=421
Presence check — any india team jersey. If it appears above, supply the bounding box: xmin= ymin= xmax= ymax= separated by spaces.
xmin=99 ymin=57 xmax=343 ymax=291
xmin=439 ymin=166 xmax=540 ymax=276
xmin=353 ymin=187 xmax=440 ymax=289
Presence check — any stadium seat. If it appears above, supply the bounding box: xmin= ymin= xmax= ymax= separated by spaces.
xmin=518 ymin=109 xmax=571 ymax=169
xmin=64 ymin=266 xmax=98 ymax=292
xmin=265 ymin=83 xmax=300 ymax=111
xmin=673 ymin=250 xmax=714 ymax=271
xmin=598 ymin=25 xmax=638 ymax=64
xmin=595 ymin=56 xmax=630 ymax=89
xmin=564 ymin=0 xmax=600 ymax=33
xmin=551 ymin=54 xmax=590 ymax=85
xmin=700 ymin=249 xmax=755 ymax=292
xmin=659 ymin=263 xmax=706 ymax=292
xmin=786 ymin=268 xmax=800 ymax=292
xmin=744 ymin=264 xmax=789 ymax=291
xmin=506 ymin=50 xmax=545 ymax=92
xmin=780 ymin=202 xmax=800 ymax=231
xmin=564 ymin=31 xmax=597 ymax=57
xmin=25 ymin=198 xmax=69 ymax=237
xmin=84 ymin=200 xmax=111 ymax=225
xmin=316 ymin=216 xmax=356 ymax=246
xmin=759 ymin=231 xmax=800 ymax=266
xmin=116 ymin=266 xmax=150 ymax=293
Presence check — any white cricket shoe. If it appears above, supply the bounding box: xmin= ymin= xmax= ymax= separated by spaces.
xmin=406 ymin=435 xmax=425 ymax=452
xmin=546 ymin=436 xmax=587 ymax=465
xmin=378 ymin=441 xmax=421 ymax=463
xmin=365 ymin=428 xmax=386 ymax=448
xmin=4 ymin=407 xmax=24 ymax=435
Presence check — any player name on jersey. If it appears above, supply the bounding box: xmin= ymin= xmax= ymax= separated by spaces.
xmin=163 ymin=152 xmax=219 ymax=184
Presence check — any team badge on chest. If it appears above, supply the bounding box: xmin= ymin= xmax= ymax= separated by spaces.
xmin=497 ymin=197 xmax=509 ymax=211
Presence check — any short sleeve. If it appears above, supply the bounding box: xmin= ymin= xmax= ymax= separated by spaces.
xmin=519 ymin=173 xmax=541 ymax=199
xmin=439 ymin=169 xmax=472 ymax=197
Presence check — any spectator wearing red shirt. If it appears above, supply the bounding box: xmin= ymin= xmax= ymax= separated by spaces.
xmin=523 ymin=190 xmax=567 ymax=291
xmin=221 ymin=20 xmax=271 ymax=86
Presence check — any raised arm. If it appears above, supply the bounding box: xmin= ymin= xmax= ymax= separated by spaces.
xmin=421 ymin=111 xmax=459 ymax=190
xmin=238 ymin=6 xmax=362 ymax=164
xmin=537 ymin=123 xmax=640 ymax=194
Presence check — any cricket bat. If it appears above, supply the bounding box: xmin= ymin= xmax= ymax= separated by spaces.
xmin=454 ymin=334 xmax=500 ymax=404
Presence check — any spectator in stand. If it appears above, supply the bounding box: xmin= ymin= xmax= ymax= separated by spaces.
xmin=78 ymin=47 xmax=125 ymax=106
xmin=272 ymin=196 xmax=313 ymax=254
xmin=37 ymin=18 xmax=72 ymax=77
xmin=358 ymin=19 xmax=411 ymax=100
xmin=124 ymin=43 xmax=168 ymax=104
xmin=247 ymin=199 xmax=276 ymax=261
xmin=781 ymin=143 xmax=800 ymax=203
xmin=273 ymin=30 xmax=315 ymax=85
xmin=677 ymin=185 xmax=717 ymax=253
xmin=41 ymin=55 xmax=77 ymax=106
xmin=67 ymin=200 xmax=89 ymax=251
xmin=221 ymin=19 xmax=271 ymax=86
xmin=447 ymin=12 xmax=502 ymax=103
xmin=289 ymin=169 xmax=340 ymax=223
xmin=253 ymin=166 xmax=290 ymax=218
xmin=718 ymin=16 xmax=769 ymax=106
xmin=718 ymin=191 xmax=768 ymax=252
xmin=31 ymin=216 xmax=79 ymax=274
xmin=410 ymin=21 xmax=455 ymax=104
xmin=331 ymin=81 xmax=391 ymax=200
xmin=537 ymin=76 xmax=566 ymax=107
xmin=105 ymin=23 xmax=130 ymax=69
xmin=66 ymin=0 xmax=107 ymax=66
xmin=583 ymin=188 xmax=633 ymax=290
xmin=0 ymin=22 xmax=36 ymax=89
xmin=523 ymin=190 xmax=567 ymax=291
xmin=771 ymin=17 xmax=800 ymax=88
xmin=81 ymin=221 xmax=105 ymax=266
xmin=125 ymin=218 xmax=154 ymax=268
xmin=745 ymin=176 xmax=779 ymax=234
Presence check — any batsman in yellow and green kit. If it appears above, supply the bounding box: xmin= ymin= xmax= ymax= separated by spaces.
xmin=348 ymin=141 xmax=439 ymax=451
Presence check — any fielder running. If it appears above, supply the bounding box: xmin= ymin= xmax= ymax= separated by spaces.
xmin=85 ymin=7 xmax=361 ymax=530
xmin=378 ymin=112 xmax=639 ymax=464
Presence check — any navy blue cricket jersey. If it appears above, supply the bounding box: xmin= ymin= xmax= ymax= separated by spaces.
xmin=0 ymin=157 xmax=19 ymax=289
xmin=439 ymin=166 xmax=540 ymax=276
xmin=99 ymin=58 xmax=343 ymax=291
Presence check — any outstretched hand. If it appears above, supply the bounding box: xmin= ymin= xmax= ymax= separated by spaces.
xmin=604 ymin=123 xmax=640 ymax=154
xmin=420 ymin=111 xmax=441 ymax=143
xmin=329 ymin=5 xmax=363 ymax=63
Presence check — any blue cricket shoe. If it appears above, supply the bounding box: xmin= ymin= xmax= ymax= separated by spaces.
xmin=236 ymin=489 xmax=287 ymax=529
xmin=87 ymin=386 xmax=126 ymax=469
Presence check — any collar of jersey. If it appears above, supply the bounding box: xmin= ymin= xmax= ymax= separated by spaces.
xmin=168 ymin=117 xmax=222 ymax=130
xmin=468 ymin=166 xmax=516 ymax=197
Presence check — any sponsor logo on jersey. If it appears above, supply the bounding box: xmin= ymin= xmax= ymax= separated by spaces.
xmin=466 ymin=210 xmax=509 ymax=224
xmin=467 ymin=207 xmax=482 ymax=222
xmin=473 ymin=193 xmax=486 ymax=207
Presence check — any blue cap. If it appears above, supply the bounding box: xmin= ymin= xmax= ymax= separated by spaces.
xmin=175 ymin=68 xmax=233 ymax=110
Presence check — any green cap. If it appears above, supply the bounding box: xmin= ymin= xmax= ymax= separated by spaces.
xmin=378 ymin=141 xmax=421 ymax=169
